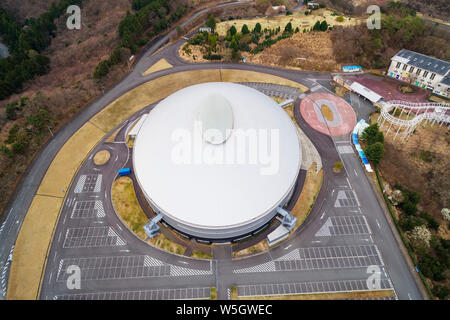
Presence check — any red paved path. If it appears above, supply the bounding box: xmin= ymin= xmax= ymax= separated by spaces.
xmin=300 ymin=92 xmax=356 ymax=136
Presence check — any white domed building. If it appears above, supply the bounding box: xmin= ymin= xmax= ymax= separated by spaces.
xmin=133 ymin=82 xmax=301 ymax=241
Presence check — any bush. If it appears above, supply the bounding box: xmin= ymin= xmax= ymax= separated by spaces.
xmin=333 ymin=161 xmax=343 ymax=173
xmin=401 ymin=201 xmax=418 ymax=216
xmin=12 ymin=141 xmax=28 ymax=154
xmin=253 ymin=23 xmax=262 ymax=34
xmin=418 ymin=253 xmax=445 ymax=281
xmin=0 ymin=145 xmax=13 ymax=158
xmin=241 ymin=24 xmax=250 ymax=35
xmin=365 ymin=142 xmax=384 ymax=166
xmin=420 ymin=212 xmax=439 ymax=231
xmin=362 ymin=123 xmax=384 ymax=145
xmin=399 ymin=215 xmax=425 ymax=231
xmin=432 ymin=285 xmax=450 ymax=300
xmin=93 ymin=60 xmax=110 ymax=79
xmin=336 ymin=15 xmax=344 ymax=22
xmin=203 ymin=53 xmax=222 ymax=60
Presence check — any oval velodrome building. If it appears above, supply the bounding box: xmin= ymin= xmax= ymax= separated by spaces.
xmin=133 ymin=82 xmax=301 ymax=241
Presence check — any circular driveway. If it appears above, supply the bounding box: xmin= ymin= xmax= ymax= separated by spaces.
xmin=300 ymin=93 xmax=356 ymax=136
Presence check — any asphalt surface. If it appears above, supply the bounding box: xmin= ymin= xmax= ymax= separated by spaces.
xmin=0 ymin=2 xmax=424 ymax=301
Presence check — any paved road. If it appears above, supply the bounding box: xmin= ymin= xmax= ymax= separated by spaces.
xmin=1 ymin=3 xmax=424 ymax=300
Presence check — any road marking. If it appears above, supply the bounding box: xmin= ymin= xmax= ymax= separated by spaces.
xmin=116 ymin=224 xmax=123 ymax=231
xmin=408 ymin=293 xmax=412 ymax=300
xmin=284 ymin=244 xmax=292 ymax=250
xmin=179 ymin=261 xmax=189 ymax=265
xmin=320 ymin=212 xmax=325 ymax=220
xmin=311 ymin=240 xmax=321 ymax=243
xmin=376 ymin=219 xmax=381 ymax=229
xmin=354 ymin=169 xmax=358 ymax=176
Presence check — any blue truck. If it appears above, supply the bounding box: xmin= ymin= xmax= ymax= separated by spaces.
xmin=118 ymin=168 xmax=131 ymax=176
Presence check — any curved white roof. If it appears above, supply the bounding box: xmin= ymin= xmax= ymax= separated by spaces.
xmin=133 ymin=82 xmax=301 ymax=230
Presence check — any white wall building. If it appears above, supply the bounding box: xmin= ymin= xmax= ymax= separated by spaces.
xmin=387 ymin=49 xmax=450 ymax=97
xmin=133 ymin=82 xmax=302 ymax=241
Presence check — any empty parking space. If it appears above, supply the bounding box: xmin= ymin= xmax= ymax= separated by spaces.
xmin=274 ymin=245 xmax=382 ymax=271
xmin=54 ymin=287 xmax=211 ymax=300
xmin=74 ymin=174 xmax=102 ymax=193
xmin=71 ymin=200 xmax=105 ymax=219
xmin=335 ymin=190 xmax=359 ymax=208
xmin=237 ymin=279 xmax=393 ymax=298
xmin=316 ymin=216 xmax=370 ymax=237
xmin=63 ymin=227 xmax=126 ymax=248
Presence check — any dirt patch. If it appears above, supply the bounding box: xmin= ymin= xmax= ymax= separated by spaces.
xmin=232 ymin=240 xmax=269 ymax=258
xmin=244 ymin=31 xmax=340 ymax=72
xmin=93 ymin=150 xmax=110 ymax=165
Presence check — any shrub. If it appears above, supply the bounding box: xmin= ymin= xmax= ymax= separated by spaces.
xmin=432 ymin=285 xmax=450 ymax=300
xmin=399 ymin=215 xmax=425 ymax=231
xmin=365 ymin=142 xmax=384 ymax=166
xmin=93 ymin=60 xmax=110 ymax=79
xmin=401 ymin=201 xmax=418 ymax=216
xmin=241 ymin=24 xmax=250 ymax=35
xmin=333 ymin=161 xmax=343 ymax=173
xmin=442 ymin=208 xmax=450 ymax=221
xmin=362 ymin=123 xmax=384 ymax=145
xmin=418 ymin=253 xmax=445 ymax=281
xmin=12 ymin=141 xmax=28 ymax=155
xmin=0 ymin=145 xmax=13 ymax=158
xmin=253 ymin=23 xmax=262 ymax=34
xmin=420 ymin=212 xmax=439 ymax=231
xmin=336 ymin=15 xmax=344 ymax=22
xmin=409 ymin=225 xmax=432 ymax=247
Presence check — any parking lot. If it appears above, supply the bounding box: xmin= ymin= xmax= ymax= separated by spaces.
xmin=55 ymin=287 xmax=211 ymax=300
xmin=237 ymin=279 xmax=394 ymax=298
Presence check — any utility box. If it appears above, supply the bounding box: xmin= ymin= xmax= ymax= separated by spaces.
xmin=118 ymin=168 xmax=131 ymax=176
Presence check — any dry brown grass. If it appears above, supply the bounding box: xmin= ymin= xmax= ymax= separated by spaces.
xmin=292 ymin=163 xmax=323 ymax=229
xmin=37 ymin=122 xmax=105 ymax=197
xmin=232 ymin=240 xmax=269 ymax=258
xmin=371 ymin=113 xmax=450 ymax=226
xmin=215 ymin=9 xmax=361 ymax=37
xmin=147 ymin=233 xmax=186 ymax=255
xmin=91 ymin=69 xmax=222 ymax=132
xmin=142 ymin=58 xmax=173 ymax=76
xmin=7 ymin=195 xmax=63 ymax=300
xmin=112 ymin=177 xmax=149 ymax=240
xmin=192 ymin=250 xmax=212 ymax=259
xmin=93 ymin=150 xmax=111 ymax=165
xmin=321 ymin=104 xmax=333 ymax=121
xmin=244 ymin=31 xmax=340 ymax=72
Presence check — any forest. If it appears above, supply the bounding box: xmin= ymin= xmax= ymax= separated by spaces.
xmin=0 ymin=0 xmax=83 ymax=100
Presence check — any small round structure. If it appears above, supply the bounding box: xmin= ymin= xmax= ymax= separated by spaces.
xmin=133 ymin=82 xmax=301 ymax=241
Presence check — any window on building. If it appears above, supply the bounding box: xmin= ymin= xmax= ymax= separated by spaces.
xmin=423 ymin=71 xmax=428 ymax=78
xmin=416 ymin=69 xmax=421 ymax=75
xmin=402 ymin=64 xmax=407 ymax=71
xmin=430 ymin=73 xmax=436 ymax=80
xmin=396 ymin=62 xmax=401 ymax=68
xmin=409 ymin=66 xmax=414 ymax=73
